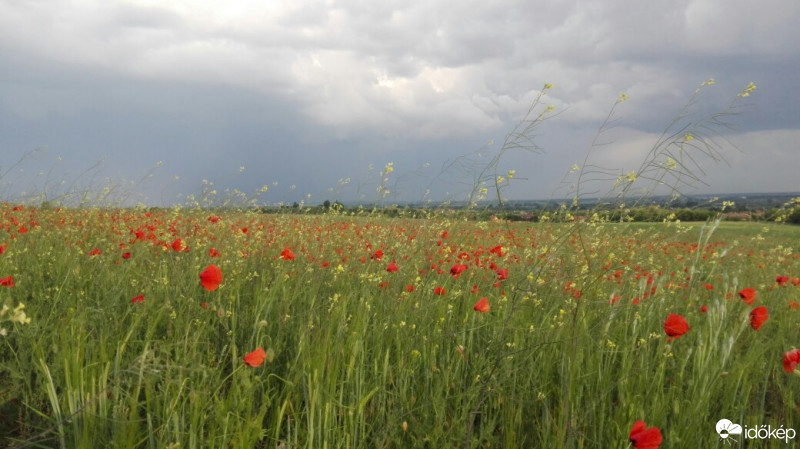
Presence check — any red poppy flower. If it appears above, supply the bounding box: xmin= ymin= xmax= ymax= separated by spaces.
xmin=783 ymin=349 xmax=800 ymax=374
xmin=749 ymin=306 xmax=768 ymax=331
xmin=450 ymin=263 xmax=468 ymax=277
xmin=473 ymin=297 xmax=490 ymax=313
xmin=700 ymin=305 xmax=708 ymax=313
xmin=776 ymin=276 xmax=790 ymax=286
xmin=664 ymin=313 xmax=689 ymax=341
xmin=199 ymin=264 xmax=223 ymax=291
xmin=433 ymin=286 xmax=446 ymax=295
xmin=792 ymin=278 xmax=800 ymax=286
xmin=88 ymin=247 xmax=102 ymax=256
xmin=489 ymin=245 xmax=504 ymax=257
xmin=386 ymin=261 xmax=399 ymax=272
xmin=372 ymin=249 xmax=384 ymax=261
xmin=629 ymin=420 xmax=662 ymax=449
xmin=280 ymin=247 xmax=296 ymax=260
xmin=738 ymin=288 xmax=757 ymax=305
xmin=131 ymin=294 xmax=144 ymax=304
xmin=0 ymin=276 xmax=14 ymax=287
xmin=209 ymin=247 xmax=220 ymax=258
xmin=405 ymin=284 xmax=415 ymax=292
xmin=171 ymin=238 xmax=188 ymax=252
xmin=703 ymin=283 xmax=713 ymax=291
xmin=496 ymin=268 xmax=509 ymax=281
xmin=121 ymin=252 xmax=131 ymax=259
xmin=243 ymin=347 xmax=266 ymax=367
xmin=0 ymin=244 xmax=6 ymax=255
xmin=471 ymin=285 xmax=479 ymax=294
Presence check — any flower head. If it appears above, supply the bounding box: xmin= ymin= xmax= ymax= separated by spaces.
xmin=244 ymin=347 xmax=266 ymax=367
xmin=199 ymin=264 xmax=223 ymax=291
xmin=6 ymin=303 xmax=31 ymax=324
xmin=496 ymin=268 xmax=509 ymax=281
xmin=450 ymin=263 xmax=468 ymax=277
xmin=738 ymin=288 xmax=757 ymax=305
xmin=664 ymin=313 xmax=689 ymax=341
xmin=280 ymin=247 xmax=296 ymax=261
xmin=629 ymin=420 xmax=662 ymax=449
xmin=749 ymin=306 xmax=768 ymax=331
xmin=171 ymin=238 xmax=188 ymax=252
xmin=783 ymin=349 xmax=800 ymax=374
xmin=473 ymin=298 xmax=490 ymax=313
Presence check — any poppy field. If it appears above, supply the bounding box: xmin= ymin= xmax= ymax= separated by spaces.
xmin=2 ymin=204 xmax=800 ymax=448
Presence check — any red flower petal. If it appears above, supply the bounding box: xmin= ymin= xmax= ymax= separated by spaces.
xmin=243 ymin=347 xmax=266 ymax=367
xmin=783 ymin=349 xmax=800 ymax=374
xmin=199 ymin=264 xmax=223 ymax=291
xmin=450 ymin=263 xmax=468 ymax=277
xmin=473 ymin=297 xmax=490 ymax=313
xmin=280 ymin=247 xmax=296 ymax=260
xmin=664 ymin=313 xmax=689 ymax=340
xmin=749 ymin=306 xmax=768 ymax=331
xmin=629 ymin=420 xmax=662 ymax=449
xmin=738 ymin=288 xmax=757 ymax=305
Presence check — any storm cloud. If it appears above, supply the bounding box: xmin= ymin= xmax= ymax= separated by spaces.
xmin=1 ymin=0 xmax=798 ymax=205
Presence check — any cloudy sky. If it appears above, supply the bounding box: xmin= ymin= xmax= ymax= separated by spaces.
xmin=1 ymin=0 xmax=798 ymax=206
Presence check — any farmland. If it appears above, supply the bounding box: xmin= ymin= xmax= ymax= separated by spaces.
xmin=2 ymin=204 xmax=800 ymax=448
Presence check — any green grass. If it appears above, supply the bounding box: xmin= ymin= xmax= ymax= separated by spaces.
xmin=2 ymin=206 xmax=799 ymax=448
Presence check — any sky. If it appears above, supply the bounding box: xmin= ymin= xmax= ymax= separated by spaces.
xmin=1 ymin=0 xmax=799 ymax=206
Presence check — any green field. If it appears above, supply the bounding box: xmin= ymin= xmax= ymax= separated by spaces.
xmin=2 ymin=205 xmax=799 ymax=448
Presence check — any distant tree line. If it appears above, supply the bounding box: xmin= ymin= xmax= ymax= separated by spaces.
xmin=258 ymin=200 xmax=800 ymax=224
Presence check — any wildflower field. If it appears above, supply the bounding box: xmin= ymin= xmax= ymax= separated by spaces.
xmin=1 ymin=204 xmax=799 ymax=448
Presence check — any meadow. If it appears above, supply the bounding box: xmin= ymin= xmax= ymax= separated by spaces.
xmin=1 ymin=204 xmax=799 ymax=448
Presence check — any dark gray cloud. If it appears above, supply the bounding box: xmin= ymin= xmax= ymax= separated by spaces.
xmin=1 ymin=0 xmax=798 ymax=205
